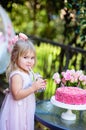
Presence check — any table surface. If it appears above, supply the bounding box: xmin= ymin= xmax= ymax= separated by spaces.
xmin=35 ymin=100 xmax=86 ymax=130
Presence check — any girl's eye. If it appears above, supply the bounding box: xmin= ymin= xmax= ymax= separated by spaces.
xmin=23 ymin=56 xmax=35 ymax=59
xmin=31 ymin=57 xmax=35 ymax=59
xmin=24 ymin=56 xmax=28 ymax=59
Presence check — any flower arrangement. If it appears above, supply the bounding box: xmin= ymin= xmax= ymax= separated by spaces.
xmin=53 ymin=69 xmax=86 ymax=88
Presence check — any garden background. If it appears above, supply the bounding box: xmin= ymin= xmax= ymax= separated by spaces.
xmin=0 ymin=0 xmax=86 ymax=129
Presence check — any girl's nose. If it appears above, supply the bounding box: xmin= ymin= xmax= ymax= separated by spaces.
xmin=28 ymin=58 xmax=31 ymax=63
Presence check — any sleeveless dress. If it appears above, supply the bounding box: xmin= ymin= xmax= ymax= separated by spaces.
xmin=0 ymin=70 xmax=36 ymax=130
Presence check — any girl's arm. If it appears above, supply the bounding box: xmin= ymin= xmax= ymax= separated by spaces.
xmin=11 ymin=74 xmax=46 ymax=100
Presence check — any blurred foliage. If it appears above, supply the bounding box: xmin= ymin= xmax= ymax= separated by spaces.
xmin=0 ymin=0 xmax=85 ymax=44
xmin=0 ymin=0 xmax=86 ymax=100
xmin=33 ymin=43 xmax=86 ymax=99
xmin=65 ymin=0 xmax=86 ymax=45
xmin=0 ymin=2 xmax=86 ymax=130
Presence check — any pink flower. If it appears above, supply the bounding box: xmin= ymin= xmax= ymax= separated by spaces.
xmin=7 ymin=33 xmax=28 ymax=53
xmin=19 ymin=33 xmax=28 ymax=41
xmin=79 ymin=75 xmax=86 ymax=85
xmin=61 ymin=71 xmax=71 ymax=81
xmin=12 ymin=35 xmax=18 ymax=44
xmin=52 ymin=69 xmax=86 ymax=88
xmin=61 ymin=78 xmax=66 ymax=85
xmin=7 ymin=45 xmax=12 ymax=53
xmin=52 ymin=72 xmax=61 ymax=84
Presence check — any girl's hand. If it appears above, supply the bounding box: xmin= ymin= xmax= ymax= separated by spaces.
xmin=32 ymin=78 xmax=47 ymax=92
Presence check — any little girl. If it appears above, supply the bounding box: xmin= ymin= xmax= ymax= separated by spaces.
xmin=0 ymin=33 xmax=46 ymax=130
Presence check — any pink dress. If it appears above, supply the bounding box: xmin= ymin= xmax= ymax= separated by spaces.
xmin=0 ymin=70 xmax=36 ymax=130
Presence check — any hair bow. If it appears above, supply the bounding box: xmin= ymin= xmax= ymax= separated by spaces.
xmin=7 ymin=33 xmax=28 ymax=53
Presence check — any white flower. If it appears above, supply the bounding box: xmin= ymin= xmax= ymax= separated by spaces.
xmin=52 ymin=72 xmax=61 ymax=84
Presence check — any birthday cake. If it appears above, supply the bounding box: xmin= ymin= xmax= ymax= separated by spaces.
xmin=55 ymin=87 xmax=86 ymax=105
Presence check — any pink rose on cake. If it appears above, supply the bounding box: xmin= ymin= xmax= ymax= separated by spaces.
xmin=53 ymin=69 xmax=86 ymax=88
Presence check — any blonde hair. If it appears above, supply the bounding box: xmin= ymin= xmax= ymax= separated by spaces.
xmin=6 ymin=38 xmax=36 ymax=81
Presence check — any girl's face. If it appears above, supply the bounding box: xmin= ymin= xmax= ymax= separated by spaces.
xmin=17 ymin=50 xmax=35 ymax=73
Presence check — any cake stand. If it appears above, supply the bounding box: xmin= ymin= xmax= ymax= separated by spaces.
xmin=51 ymin=96 xmax=86 ymax=121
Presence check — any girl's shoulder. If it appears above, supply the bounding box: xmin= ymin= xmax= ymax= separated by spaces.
xmin=9 ymin=70 xmax=24 ymax=79
xmin=9 ymin=70 xmax=33 ymax=82
xmin=9 ymin=70 xmax=24 ymax=84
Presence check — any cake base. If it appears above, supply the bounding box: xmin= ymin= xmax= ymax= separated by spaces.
xmin=61 ymin=109 xmax=76 ymax=120
xmin=51 ymin=96 xmax=86 ymax=120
